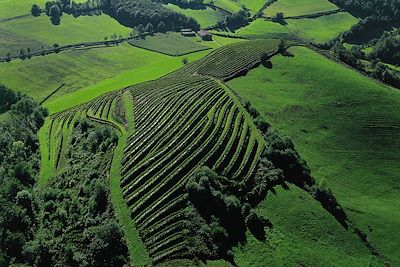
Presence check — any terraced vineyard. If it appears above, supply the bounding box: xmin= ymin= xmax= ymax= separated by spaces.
xmin=42 ymin=40 xmax=282 ymax=264
xmin=170 ymin=39 xmax=282 ymax=81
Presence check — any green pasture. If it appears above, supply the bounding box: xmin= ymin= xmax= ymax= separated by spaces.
xmin=0 ymin=44 xmax=210 ymax=108
xmin=205 ymin=0 xmax=242 ymax=13
xmin=239 ymin=0 xmax=266 ymax=14
xmin=165 ymin=3 xmax=224 ymax=28
xmin=264 ymin=0 xmax=339 ymax=17
xmin=234 ymin=185 xmax=382 ymax=266
xmin=128 ymin=32 xmax=211 ymax=56
xmin=0 ymin=27 xmax=48 ymax=57
xmin=236 ymin=19 xmax=291 ymax=39
xmin=0 ymin=0 xmax=87 ymax=18
xmin=286 ymin=12 xmax=359 ymax=43
xmin=228 ymin=46 xmax=400 ymax=266
xmin=0 ymin=0 xmax=45 ymax=18
xmin=0 ymin=13 xmax=131 ymax=46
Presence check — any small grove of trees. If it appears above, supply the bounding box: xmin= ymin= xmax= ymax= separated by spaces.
xmin=31 ymin=4 xmax=41 ymax=16
xmin=185 ymin=167 xmax=271 ymax=262
xmin=272 ymin=12 xmax=285 ymax=24
xmin=223 ymin=10 xmax=249 ymax=31
xmin=331 ymin=40 xmax=400 ymax=89
xmin=107 ymin=0 xmax=200 ymax=32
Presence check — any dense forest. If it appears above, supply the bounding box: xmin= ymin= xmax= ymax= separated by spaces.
xmin=329 ymin=0 xmax=400 ymax=19
xmin=0 ymin=86 xmax=128 ymax=266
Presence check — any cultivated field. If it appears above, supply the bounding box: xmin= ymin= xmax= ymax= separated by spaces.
xmin=264 ymin=0 xmax=339 ymax=17
xmin=228 ymin=46 xmax=400 ymax=266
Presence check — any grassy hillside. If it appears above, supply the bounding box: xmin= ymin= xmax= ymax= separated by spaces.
xmin=0 ymin=0 xmax=87 ymax=18
xmin=236 ymin=19 xmax=291 ymax=39
xmin=234 ymin=185 xmax=381 ymax=266
xmin=239 ymin=0 xmax=266 ymax=15
xmin=0 ymin=44 xmax=210 ymax=107
xmin=264 ymin=0 xmax=339 ymax=17
xmin=0 ymin=14 xmax=131 ymax=47
xmin=205 ymin=0 xmax=242 ymax=13
xmin=165 ymin=4 xmax=224 ymax=28
xmin=128 ymin=32 xmax=211 ymax=56
xmin=285 ymin=12 xmax=359 ymax=43
xmin=228 ymin=46 xmax=400 ymax=266
xmin=0 ymin=0 xmax=46 ymax=18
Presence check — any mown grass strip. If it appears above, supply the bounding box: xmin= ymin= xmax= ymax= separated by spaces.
xmin=109 ymin=130 xmax=151 ymax=266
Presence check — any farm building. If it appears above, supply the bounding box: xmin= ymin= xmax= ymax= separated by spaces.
xmin=197 ymin=30 xmax=212 ymax=41
xmin=181 ymin=28 xmax=196 ymax=37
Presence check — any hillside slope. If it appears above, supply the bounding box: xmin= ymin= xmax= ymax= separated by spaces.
xmin=41 ymin=41 xmax=387 ymax=266
xmin=228 ymin=46 xmax=400 ymax=266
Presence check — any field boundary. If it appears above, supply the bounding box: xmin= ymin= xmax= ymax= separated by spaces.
xmin=39 ymin=83 xmax=66 ymax=105
xmin=263 ymin=8 xmax=344 ymax=20
xmin=0 ymin=13 xmax=31 ymax=23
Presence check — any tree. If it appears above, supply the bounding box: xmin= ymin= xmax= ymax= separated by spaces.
xmin=19 ymin=49 xmax=26 ymax=60
xmin=49 ymin=4 xmax=62 ymax=25
xmin=145 ymin=22 xmax=154 ymax=35
xmin=157 ymin=21 xmax=166 ymax=33
xmin=53 ymin=43 xmax=60 ymax=53
xmin=5 ymin=52 xmax=11 ymax=62
xmin=31 ymin=4 xmax=41 ymax=17
xmin=137 ymin=24 xmax=145 ymax=36
xmin=278 ymin=38 xmax=285 ymax=52
xmin=26 ymin=47 xmax=31 ymax=59
xmin=182 ymin=57 xmax=188 ymax=65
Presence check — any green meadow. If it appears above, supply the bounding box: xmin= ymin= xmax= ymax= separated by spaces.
xmin=228 ymin=46 xmax=400 ymax=266
xmin=264 ymin=0 xmax=339 ymax=17
xmin=234 ymin=185 xmax=381 ymax=266
xmin=165 ymin=3 xmax=224 ymax=28
xmin=205 ymin=0 xmax=242 ymax=13
xmin=0 ymin=0 xmax=46 ymax=18
xmin=0 ymin=43 xmax=211 ymax=107
xmin=286 ymin=12 xmax=359 ymax=43
xmin=236 ymin=19 xmax=291 ymax=39
xmin=0 ymin=0 xmax=87 ymax=18
xmin=0 ymin=13 xmax=131 ymax=47
xmin=239 ymin=0 xmax=266 ymax=14
xmin=128 ymin=32 xmax=211 ymax=56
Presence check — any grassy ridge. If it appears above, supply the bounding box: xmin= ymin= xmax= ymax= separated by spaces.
xmin=228 ymin=46 xmax=400 ymax=265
